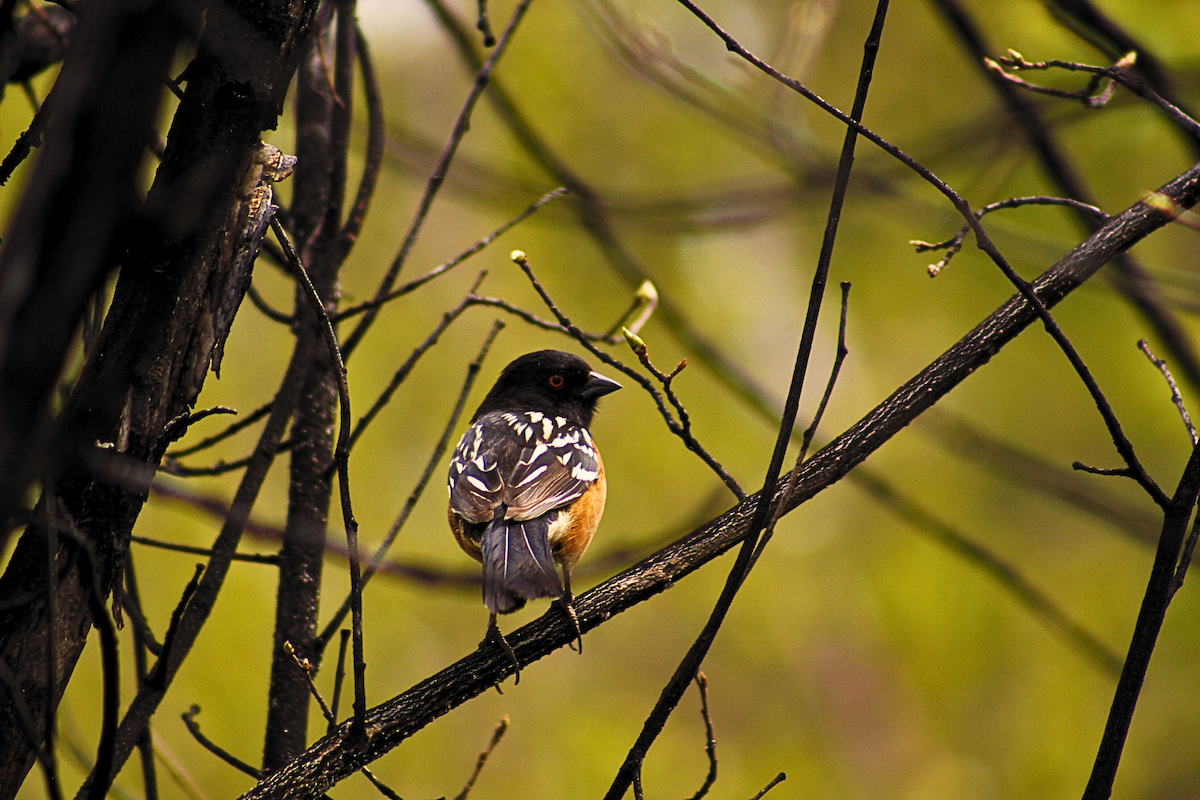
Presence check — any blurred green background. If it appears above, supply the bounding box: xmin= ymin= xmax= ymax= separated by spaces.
xmin=8 ymin=0 xmax=1200 ymax=797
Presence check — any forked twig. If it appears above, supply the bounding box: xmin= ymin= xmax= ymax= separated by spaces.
xmin=340 ymin=0 xmax=536 ymax=358
xmin=987 ymin=50 xmax=1200 ymax=137
xmin=512 ymin=250 xmax=745 ymax=500
xmin=914 ymin=196 xmax=1108 ymax=276
xmin=334 ymin=188 xmax=568 ymax=324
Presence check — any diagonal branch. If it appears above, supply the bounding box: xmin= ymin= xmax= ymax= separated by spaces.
xmin=236 ymin=111 xmax=1200 ymax=800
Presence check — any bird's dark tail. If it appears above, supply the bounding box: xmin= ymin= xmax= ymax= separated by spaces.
xmin=480 ymin=512 xmax=564 ymax=614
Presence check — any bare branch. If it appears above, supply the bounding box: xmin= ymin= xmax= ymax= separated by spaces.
xmin=270 ymin=214 xmax=366 ymax=731
xmin=1139 ymin=340 xmax=1197 ymax=445
xmin=318 ymin=320 xmax=504 ymax=649
xmin=688 ymin=673 xmax=717 ymax=800
xmin=513 ymin=250 xmax=745 ymax=500
xmin=167 ymin=404 xmax=274 ymax=458
xmin=340 ymin=0 xmax=536 ymax=358
xmin=181 ymin=706 xmax=261 ymax=780
xmin=989 ymin=51 xmax=1200 ymax=137
xmin=335 ymin=188 xmax=568 ymax=324
xmin=453 ymin=717 xmax=508 ymax=800
xmin=748 ymin=773 xmax=787 ymax=800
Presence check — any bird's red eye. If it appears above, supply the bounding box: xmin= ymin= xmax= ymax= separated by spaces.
xmin=548 ymin=374 xmax=565 ymax=389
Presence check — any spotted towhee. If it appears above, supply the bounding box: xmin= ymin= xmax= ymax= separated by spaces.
xmin=448 ymin=350 xmax=621 ymax=678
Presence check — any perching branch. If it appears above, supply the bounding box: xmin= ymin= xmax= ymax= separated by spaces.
xmin=237 ymin=155 xmax=1200 ymax=800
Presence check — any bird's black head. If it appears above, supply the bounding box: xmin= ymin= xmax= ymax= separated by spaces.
xmin=473 ymin=350 xmax=622 ymax=428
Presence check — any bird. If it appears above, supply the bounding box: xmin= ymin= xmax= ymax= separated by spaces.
xmin=447 ymin=349 xmax=621 ymax=681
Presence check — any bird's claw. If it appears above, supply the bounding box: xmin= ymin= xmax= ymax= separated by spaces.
xmin=483 ymin=616 xmax=521 ymax=684
xmin=555 ymin=593 xmax=583 ymax=654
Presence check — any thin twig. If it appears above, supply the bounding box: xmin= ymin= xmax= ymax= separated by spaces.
xmin=346 ymin=275 xmax=486 ymax=452
xmin=130 ymin=536 xmax=280 ymax=565
xmin=474 ymin=0 xmax=495 ymax=47
xmin=913 ymin=195 xmax=1109 ymax=276
xmin=360 ymin=769 xmax=405 ymax=800
xmin=151 ymin=565 xmax=204 ymax=690
xmin=688 ymin=673 xmax=717 ymax=800
xmin=163 ymin=440 xmax=295 ymax=478
xmin=990 ymin=51 xmax=1200 ymax=137
xmin=608 ymin=3 xmax=890 ymax=793
xmin=1138 ymin=340 xmax=1197 ymax=445
xmin=1171 ymin=512 xmax=1200 ymax=600
xmin=246 ymin=284 xmax=294 ymax=325
xmin=513 ymin=251 xmax=744 ymax=500
xmin=1073 ymin=462 xmax=1133 ymax=478
xmin=270 ymin=215 xmax=367 ymax=731
xmin=119 ymin=592 xmax=163 ymax=657
xmin=181 ymin=707 xmax=261 ymax=779
xmin=319 ymin=320 xmax=504 ymax=649
xmin=167 ymin=404 xmax=274 ymax=458
xmin=799 ymin=282 xmax=851 ymax=462
xmin=340 ymin=0 xmax=536 ymax=358
xmin=748 ymin=773 xmax=786 ymax=800
xmin=453 ymin=717 xmax=509 ymax=800
xmin=0 ymin=76 xmax=56 ymax=186
xmin=330 ymin=630 xmax=350 ymax=733
xmin=675 ymin=0 xmax=1170 ymax=511
xmin=462 ymin=295 xmax=593 ymax=338
xmin=334 ymin=188 xmax=567 ymax=324
xmin=337 ymin=27 xmax=386 ymax=254
xmin=286 ymin=642 xmax=335 ymax=723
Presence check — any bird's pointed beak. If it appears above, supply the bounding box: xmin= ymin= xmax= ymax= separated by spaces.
xmin=581 ymin=370 xmax=622 ymax=399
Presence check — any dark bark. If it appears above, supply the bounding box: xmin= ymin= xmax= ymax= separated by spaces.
xmin=0 ymin=0 xmax=198 ymax=541
xmin=0 ymin=0 xmax=319 ymax=794
xmin=263 ymin=3 xmax=354 ymax=772
xmin=0 ymin=0 xmax=202 ymax=791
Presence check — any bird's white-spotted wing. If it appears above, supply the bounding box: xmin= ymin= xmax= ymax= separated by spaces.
xmin=448 ymin=411 xmax=600 ymax=523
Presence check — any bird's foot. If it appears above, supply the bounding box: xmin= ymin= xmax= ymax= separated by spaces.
xmin=483 ymin=615 xmax=521 ymax=685
xmin=555 ymin=592 xmax=583 ymax=654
